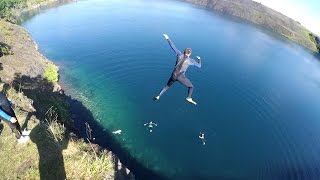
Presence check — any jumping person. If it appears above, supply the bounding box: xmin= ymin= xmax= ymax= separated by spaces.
xmin=0 ymin=92 xmax=30 ymax=143
xmin=144 ymin=121 xmax=157 ymax=132
xmin=153 ymin=34 xmax=201 ymax=105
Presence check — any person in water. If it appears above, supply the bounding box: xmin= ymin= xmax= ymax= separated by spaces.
xmin=144 ymin=121 xmax=157 ymax=132
xmin=0 ymin=92 xmax=30 ymax=143
xmin=199 ymin=132 xmax=205 ymax=145
xmin=112 ymin=130 xmax=122 ymax=135
xmin=154 ymin=34 xmax=202 ymax=105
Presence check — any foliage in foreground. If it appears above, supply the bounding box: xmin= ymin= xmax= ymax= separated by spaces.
xmin=0 ymin=84 xmax=115 ymax=179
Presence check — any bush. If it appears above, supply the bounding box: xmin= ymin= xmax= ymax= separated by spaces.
xmin=44 ymin=63 xmax=58 ymax=83
xmin=0 ymin=42 xmax=13 ymax=57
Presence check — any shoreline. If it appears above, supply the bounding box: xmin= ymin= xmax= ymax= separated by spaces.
xmin=2 ymin=0 xmax=319 ymax=179
xmin=0 ymin=1 xmax=138 ymax=179
xmin=23 ymin=2 xmax=138 ymax=179
xmin=16 ymin=0 xmax=76 ymax=24
xmin=0 ymin=0 xmax=168 ymax=179
xmin=184 ymin=0 xmax=320 ymax=53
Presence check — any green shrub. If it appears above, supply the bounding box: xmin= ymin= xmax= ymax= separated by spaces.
xmin=44 ymin=63 xmax=58 ymax=83
xmin=0 ymin=42 xmax=13 ymax=56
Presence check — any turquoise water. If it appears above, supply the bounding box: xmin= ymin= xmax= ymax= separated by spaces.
xmin=22 ymin=0 xmax=320 ymax=179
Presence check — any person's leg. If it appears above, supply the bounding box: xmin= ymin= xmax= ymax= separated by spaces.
xmin=154 ymin=75 xmax=176 ymax=101
xmin=2 ymin=119 xmax=22 ymax=139
xmin=177 ymin=75 xmax=194 ymax=97
xmin=159 ymin=86 xmax=169 ymax=97
xmin=177 ymin=75 xmax=197 ymax=105
xmin=202 ymin=139 xmax=206 ymax=145
xmin=12 ymin=121 xmax=22 ymax=139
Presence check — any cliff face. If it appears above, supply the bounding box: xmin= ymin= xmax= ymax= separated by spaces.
xmin=0 ymin=20 xmax=51 ymax=83
xmin=0 ymin=17 xmax=134 ymax=180
xmin=185 ymin=0 xmax=319 ymax=52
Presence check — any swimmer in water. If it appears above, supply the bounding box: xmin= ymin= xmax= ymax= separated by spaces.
xmin=199 ymin=132 xmax=205 ymax=145
xmin=144 ymin=121 xmax=158 ymax=132
xmin=112 ymin=130 xmax=122 ymax=135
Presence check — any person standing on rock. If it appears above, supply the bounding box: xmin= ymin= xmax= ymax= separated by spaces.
xmin=153 ymin=34 xmax=202 ymax=105
xmin=0 ymin=92 xmax=30 ymax=143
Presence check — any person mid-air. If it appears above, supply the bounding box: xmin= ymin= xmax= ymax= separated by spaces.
xmin=154 ymin=34 xmax=202 ymax=105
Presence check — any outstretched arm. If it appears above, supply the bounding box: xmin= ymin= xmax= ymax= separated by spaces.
xmin=163 ymin=34 xmax=181 ymax=56
xmin=190 ymin=56 xmax=202 ymax=68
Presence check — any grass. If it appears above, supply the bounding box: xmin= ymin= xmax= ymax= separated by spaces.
xmin=64 ymin=138 xmax=114 ymax=179
xmin=0 ymin=85 xmax=40 ymax=179
xmin=0 ymin=84 xmax=115 ymax=179
xmin=280 ymin=30 xmax=318 ymax=52
xmin=1 ymin=83 xmax=35 ymax=112
xmin=45 ymin=106 xmax=65 ymax=142
xmin=308 ymin=32 xmax=320 ymax=52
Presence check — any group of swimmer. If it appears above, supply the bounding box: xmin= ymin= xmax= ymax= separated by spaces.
xmin=113 ymin=33 xmax=206 ymax=145
xmin=113 ymin=120 xmax=205 ymax=145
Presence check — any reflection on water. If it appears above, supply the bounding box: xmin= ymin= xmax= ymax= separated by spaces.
xmin=17 ymin=0 xmax=73 ymax=25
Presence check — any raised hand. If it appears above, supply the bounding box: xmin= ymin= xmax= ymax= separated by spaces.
xmin=163 ymin=33 xmax=169 ymax=40
xmin=10 ymin=117 xmax=17 ymax=123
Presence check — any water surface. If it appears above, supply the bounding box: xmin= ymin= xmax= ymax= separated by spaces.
xmin=23 ymin=0 xmax=320 ymax=179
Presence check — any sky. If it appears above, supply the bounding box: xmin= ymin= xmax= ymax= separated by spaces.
xmin=253 ymin=0 xmax=320 ymax=36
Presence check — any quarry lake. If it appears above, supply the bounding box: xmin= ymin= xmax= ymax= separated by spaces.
xmin=23 ymin=0 xmax=320 ymax=179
